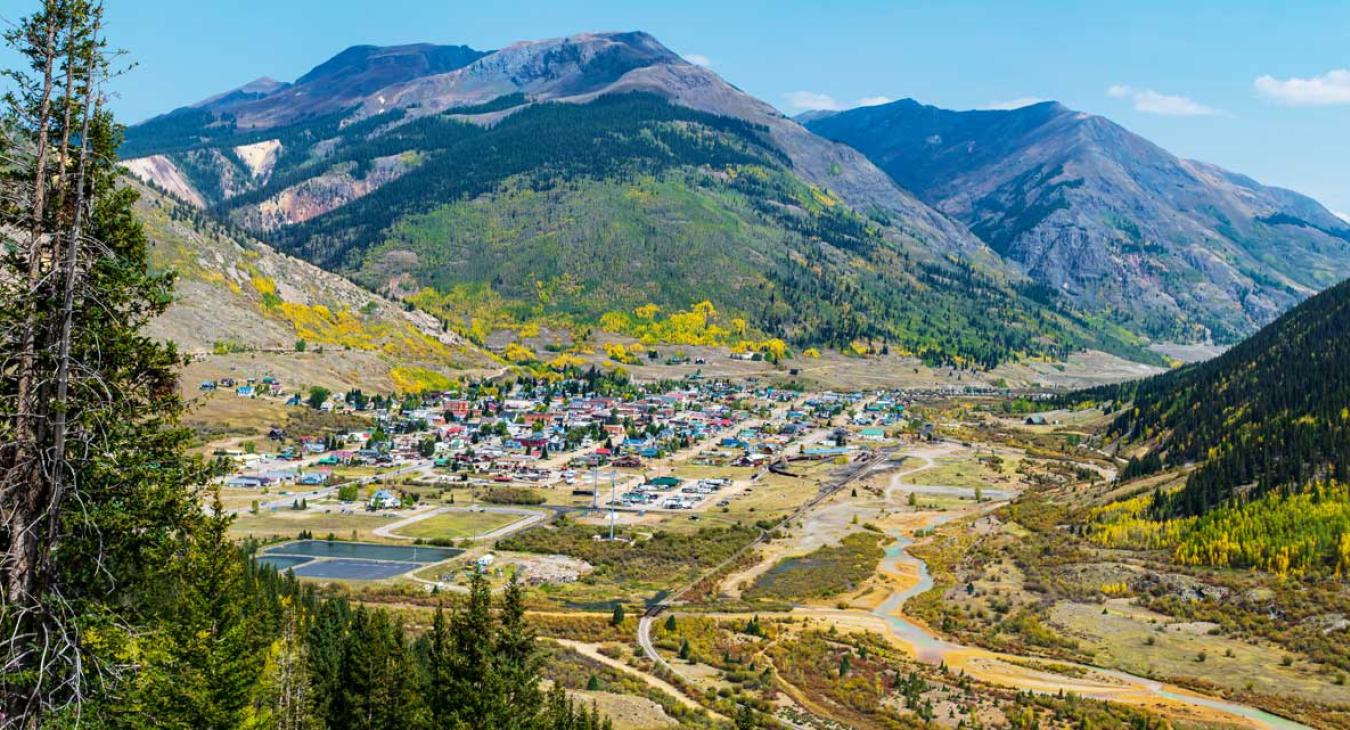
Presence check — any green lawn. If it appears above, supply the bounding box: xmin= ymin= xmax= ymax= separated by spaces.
xmin=392 ymin=510 xmax=523 ymax=540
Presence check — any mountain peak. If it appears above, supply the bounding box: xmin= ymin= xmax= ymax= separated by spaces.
xmin=804 ymin=96 xmax=1350 ymax=342
xmin=293 ymin=42 xmax=487 ymax=88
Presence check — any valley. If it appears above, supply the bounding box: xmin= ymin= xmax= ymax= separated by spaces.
xmin=4 ymin=5 xmax=1347 ymax=729
xmin=129 ymin=31 xmax=1348 ymax=730
xmin=197 ymin=353 xmax=1346 ymax=728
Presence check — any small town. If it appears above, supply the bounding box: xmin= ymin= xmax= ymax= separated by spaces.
xmin=207 ymin=362 xmax=953 ymax=587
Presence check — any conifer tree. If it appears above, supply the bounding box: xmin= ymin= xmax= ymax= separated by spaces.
xmin=496 ymin=572 xmax=542 ymax=722
xmin=2 ymin=1 xmax=207 ymax=720
xmin=447 ymin=568 xmax=497 ymax=727
xmin=140 ymin=498 xmax=265 ymax=729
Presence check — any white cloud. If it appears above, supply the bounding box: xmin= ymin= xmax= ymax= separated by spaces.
xmin=1107 ymin=85 xmax=1216 ymax=116
xmin=1255 ymin=69 xmax=1350 ymax=106
xmin=856 ymin=95 xmax=894 ymax=107
xmin=684 ymin=53 xmax=712 ymax=68
xmin=982 ymin=96 xmax=1047 ymax=110
xmin=784 ymin=91 xmax=842 ymax=111
xmin=1335 ymin=210 xmax=1350 ymax=224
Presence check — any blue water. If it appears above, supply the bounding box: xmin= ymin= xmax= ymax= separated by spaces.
xmin=292 ymin=558 xmax=423 ymax=581
xmin=256 ymin=554 xmax=312 ymax=572
xmin=262 ymin=539 xmax=461 ymax=563
xmin=871 ymin=524 xmax=1309 ymax=730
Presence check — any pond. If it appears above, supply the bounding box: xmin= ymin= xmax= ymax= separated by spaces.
xmin=261 ymin=539 xmax=462 ymax=563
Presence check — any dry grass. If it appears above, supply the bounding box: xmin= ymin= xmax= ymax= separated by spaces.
xmin=228 ymin=507 xmax=401 ymax=542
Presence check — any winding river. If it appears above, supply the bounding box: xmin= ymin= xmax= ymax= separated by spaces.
xmin=871 ymin=522 xmax=1310 ymax=730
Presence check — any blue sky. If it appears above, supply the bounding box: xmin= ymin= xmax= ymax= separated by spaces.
xmin=5 ymin=0 xmax=1348 ymax=215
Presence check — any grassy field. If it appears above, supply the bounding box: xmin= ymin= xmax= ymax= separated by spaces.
xmin=392 ymin=510 xmax=522 ymax=540
xmin=184 ymin=391 xmax=291 ymax=453
xmin=905 ymin=453 xmax=1020 ymax=490
xmin=1049 ymin=600 xmax=1350 ymax=708
xmin=686 ymin=463 xmax=835 ymax=533
xmin=216 ymin=486 xmax=282 ymax=511
xmin=499 ymin=522 xmax=758 ymax=606
xmin=743 ymin=531 xmax=884 ymax=602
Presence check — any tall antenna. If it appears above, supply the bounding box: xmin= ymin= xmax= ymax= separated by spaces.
xmin=609 ymin=468 xmax=617 ymax=541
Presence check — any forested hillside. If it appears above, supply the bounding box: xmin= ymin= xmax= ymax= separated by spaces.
xmin=1083 ymin=277 xmax=1350 ymax=514
xmin=1075 ymin=278 xmax=1350 ymax=576
xmin=131 ymin=87 xmax=1156 ymax=367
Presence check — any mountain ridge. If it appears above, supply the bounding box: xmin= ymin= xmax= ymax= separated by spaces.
xmin=118 ymin=30 xmax=1344 ymax=368
xmin=804 ymin=97 xmax=1350 ymax=342
xmin=125 ymin=32 xmax=993 ymax=262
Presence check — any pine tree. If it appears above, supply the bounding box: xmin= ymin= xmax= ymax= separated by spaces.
xmin=446 ymin=568 xmax=497 ymax=727
xmin=496 ymin=572 xmax=542 ymax=723
xmin=2 ymin=2 xmax=208 ymax=720
xmin=425 ymin=606 xmax=455 ymax=726
xmin=249 ymin=598 xmax=320 ymax=730
xmin=141 ymin=496 xmax=266 ymax=729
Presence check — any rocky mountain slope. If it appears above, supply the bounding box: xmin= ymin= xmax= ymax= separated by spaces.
xmin=134 ymin=180 xmax=494 ymax=384
xmin=805 ymin=99 xmax=1350 ymax=342
xmin=120 ymin=32 xmax=1161 ymax=368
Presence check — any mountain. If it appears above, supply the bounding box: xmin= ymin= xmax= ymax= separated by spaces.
xmin=132 ymin=180 xmax=495 ymax=390
xmin=122 ymin=43 xmax=489 ymax=155
xmin=1076 ymin=276 xmax=1350 ymax=517
xmin=805 ymin=99 xmax=1350 ymax=343
xmin=121 ymin=32 xmax=1161 ymax=368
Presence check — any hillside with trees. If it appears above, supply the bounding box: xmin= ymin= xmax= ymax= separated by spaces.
xmin=129 ymin=88 xmax=1157 ymax=368
xmin=1074 ymin=277 xmax=1350 ymax=575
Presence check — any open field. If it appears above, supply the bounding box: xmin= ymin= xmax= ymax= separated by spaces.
xmin=390 ymin=509 xmax=523 ymax=540
xmin=1050 ymin=600 xmax=1350 ymax=706
xmin=184 ymin=391 xmax=291 ymax=453
xmin=904 ymin=452 xmax=1022 ymax=490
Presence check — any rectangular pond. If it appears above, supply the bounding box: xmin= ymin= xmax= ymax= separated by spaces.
xmin=256 ymin=555 xmax=313 ymax=572
xmin=261 ymin=540 xmax=462 ymax=564
xmin=291 ymin=559 xmax=423 ymax=581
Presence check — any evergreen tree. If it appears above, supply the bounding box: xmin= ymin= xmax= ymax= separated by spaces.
xmin=1 ymin=1 xmax=208 ymax=720
xmin=446 ymin=569 xmax=497 ymax=727
xmin=496 ymin=572 xmax=542 ymax=723
xmin=140 ymin=498 xmax=266 ymax=729
xmin=306 ymin=597 xmax=350 ymax=726
xmin=248 ymin=598 xmax=320 ymax=730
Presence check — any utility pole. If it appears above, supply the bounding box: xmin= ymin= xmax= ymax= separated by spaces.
xmin=591 ymin=467 xmax=599 ymax=511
